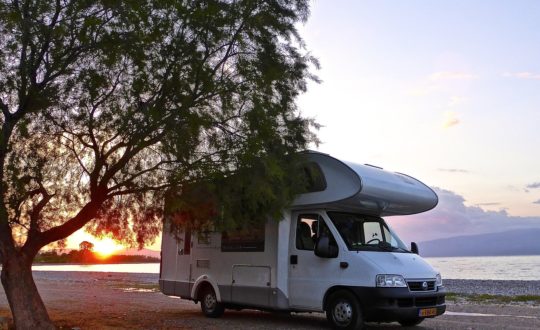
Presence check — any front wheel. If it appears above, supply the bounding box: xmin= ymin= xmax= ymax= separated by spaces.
xmin=399 ymin=318 xmax=424 ymax=327
xmin=200 ymin=286 xmax=224 ymax=318
xmin=326 ymin=290 xmax=364 ymax=329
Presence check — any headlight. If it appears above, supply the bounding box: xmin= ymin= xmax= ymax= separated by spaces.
xmin=376 ymin=274 xmax=407 ymax=288
xmin=436 ymin=273 xmax=443 ymax=287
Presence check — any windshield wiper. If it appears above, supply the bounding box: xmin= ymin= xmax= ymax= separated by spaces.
xmin=391 ymin=246 xmax=410 ymax=253
xmin=377 ymin=241 xmax=393 ymax=251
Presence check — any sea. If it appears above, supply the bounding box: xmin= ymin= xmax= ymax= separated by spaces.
xmin=426 ymin=255 xmax=540 ymax=281
xmin=31 ymin=255 xmax=540 ymax=281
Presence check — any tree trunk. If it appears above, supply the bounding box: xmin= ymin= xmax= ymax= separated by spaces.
xmin=1 ymin=253 xmax=55 ymax=330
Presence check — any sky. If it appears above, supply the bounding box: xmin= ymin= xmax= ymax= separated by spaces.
xmin=296 ymin=0 xmax=540 ymax=243
xmin=67 ymin=0 xmax=540 ymax=250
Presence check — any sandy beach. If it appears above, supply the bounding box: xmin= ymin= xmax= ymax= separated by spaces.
xmin=0 ymin=271 xmax=539 ymax=329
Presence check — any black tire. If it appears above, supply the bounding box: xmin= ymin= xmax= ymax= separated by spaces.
xmin=399 ymin=318 xmax=424 ymax=327
xmin=200 ymin=285 xmax=224 ymax=318
xmin=325 ymin=290 xmax=364 ymax=329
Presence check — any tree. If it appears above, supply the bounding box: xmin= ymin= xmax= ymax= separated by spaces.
xmin=0 ymin=0 xmax=317 ymax=328
xmin=78 ymin=241 xmax=94 ymax=252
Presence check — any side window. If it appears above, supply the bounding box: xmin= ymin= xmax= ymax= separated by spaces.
xmin=363 ymin=222 xmax=383 ymax=244
xmin=296 ymin=215 xmax=317 ymax=250
xmin=296 ymin=214 xmax=337 ymax=251
xmin=303 ymin=162 xmax=327 ymax=192
xmin=178 ymin=229 xmax=191 ymax=255
xmin=221 ymin=222 xmax=265 ymax=252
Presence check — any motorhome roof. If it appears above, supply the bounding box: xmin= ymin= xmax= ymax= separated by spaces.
xmin=292 ymin=152 xmax=438 ymax=216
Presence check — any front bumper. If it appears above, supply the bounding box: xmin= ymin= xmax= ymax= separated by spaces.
xmin=349 ymin=286 xmax=446 ymax=322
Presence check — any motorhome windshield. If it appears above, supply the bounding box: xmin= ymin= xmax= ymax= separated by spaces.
xmin=327 ymin=212 xmax=409 ymax=252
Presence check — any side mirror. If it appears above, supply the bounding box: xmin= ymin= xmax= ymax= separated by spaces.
xmin=411 ymin=242 xmax=419 ymax=255
xmin=315 ymin=236 xmax=338 ymax=258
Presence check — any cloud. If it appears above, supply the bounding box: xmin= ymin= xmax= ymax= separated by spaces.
xmin=534 ymin=200 xmax=540 ymax=205
xmin=475 ymin=202 xmax=501 ymax=206
xmin=526 ymin=182 xmax=540 ymax=189
xmin=503 ymin=72 xmax=540 ymax=80
xmin=386 ymin=187 xmax=540 ymax=243
xmin=505 ymin=185 xmax=525 ymax=192
xmin=438 ymin=168 xmax=469 ymax=173
xmin=429 ymin=71 xmax=478 ymax=81
xmin=443 ymin=111 xmax=460 ymax=128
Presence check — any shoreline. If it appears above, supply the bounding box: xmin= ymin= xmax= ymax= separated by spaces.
xmin=444 ymin=279 xmax=540 ymax=296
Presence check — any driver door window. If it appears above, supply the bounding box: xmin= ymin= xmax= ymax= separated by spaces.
xmin=295 ymin=214 xmax=337 ymax=251
xmin=296 ymin=215 xmax=317 ymax=250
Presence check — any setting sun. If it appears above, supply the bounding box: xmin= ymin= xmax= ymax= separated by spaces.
xmin=68 ymin=230 xmax=125 ymax=257
xmin=92 ymin=238 xmax=123 ymax=257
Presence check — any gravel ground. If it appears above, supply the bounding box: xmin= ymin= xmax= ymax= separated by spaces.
xmin=0 ymin=271 xmax=539 ymax=329
xmin=444 ymin=279 xmax=540 ymax=296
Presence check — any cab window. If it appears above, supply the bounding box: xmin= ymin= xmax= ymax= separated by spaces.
xmin=296 ymin=215 xmax=317 ymax=250
xmin=296 ymin=214 xmax=337 ymax=251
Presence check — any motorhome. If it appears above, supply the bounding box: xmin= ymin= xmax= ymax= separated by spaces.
xmin=159 ymin=151 xmax=446 ymax=329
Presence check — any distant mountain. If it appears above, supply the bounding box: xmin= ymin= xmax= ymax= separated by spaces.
xmin=419 ymin=229 xmax=540 ymax=257
xmin=113 ymin=248 xmax=160 ymax=259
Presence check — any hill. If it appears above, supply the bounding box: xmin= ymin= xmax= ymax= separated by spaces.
xmin=35 ymin=250 xmax=160 ymax=264
xmin=114 ymin=248 xmax=160 ymax=259
xmin=419 ymin=228 xmax=540 ymax=257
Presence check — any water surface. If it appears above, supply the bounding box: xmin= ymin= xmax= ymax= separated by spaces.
xmin=32 ymin=263 xmax=160 ymax=274
xmin=426 ymin=255 xmax=540 ymax=281
xmin=31 ymin=255 xmax=540 ymax=281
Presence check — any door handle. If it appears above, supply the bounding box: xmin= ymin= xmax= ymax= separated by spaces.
xmin=290 ymin=255 xmax=298 ymax=265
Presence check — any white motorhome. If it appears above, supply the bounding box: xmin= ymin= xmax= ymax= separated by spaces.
xmin=159 ymin=152 xmax=446 ymax=329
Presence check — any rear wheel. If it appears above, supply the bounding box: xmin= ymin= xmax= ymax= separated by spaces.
xmin=200 ymin=285 xmax=224 ymax=318
xmin=399 ymin=318 xmax=424 ymax=327
xmin=326 ymin=290 xmax=364 ymax=329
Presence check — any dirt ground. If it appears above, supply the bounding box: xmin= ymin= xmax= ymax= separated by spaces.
xmin=0 ymin=271 xmax=539 ymax=329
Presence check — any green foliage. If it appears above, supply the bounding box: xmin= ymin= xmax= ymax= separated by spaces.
xmin=0 ymin=0 xmax=317 ymax=250
xmin=164 ymin=152 xmax=311 ymax=232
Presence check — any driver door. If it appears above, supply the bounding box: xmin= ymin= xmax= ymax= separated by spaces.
xmin=288 ymin=212 xmax=341 ymax=309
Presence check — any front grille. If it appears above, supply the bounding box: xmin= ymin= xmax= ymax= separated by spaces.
xmin=415 ymin=297 xmax=438 ymax=307
xmin=389 ymin=296 xmax=442 ymax=308
xmin=407 ymin=280 xmax=436 ymax=292
xmin=397 ymin=298 xmax=413 ymax=307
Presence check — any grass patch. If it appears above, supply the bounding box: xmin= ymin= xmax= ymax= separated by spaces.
xmin=447 ymin=292 xmax=540 ymax=304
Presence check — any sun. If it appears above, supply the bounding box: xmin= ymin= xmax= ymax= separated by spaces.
xmin=92 ymin=238 xmax=123 ymax=258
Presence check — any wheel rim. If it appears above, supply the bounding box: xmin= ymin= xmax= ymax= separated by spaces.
xmin=204 ymin=292 xmax=216 ymax=311
xmin=333 ymin=300 xmax=353 ymax=325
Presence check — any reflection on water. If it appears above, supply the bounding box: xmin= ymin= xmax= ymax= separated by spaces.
xmin=426 ymin=255 xmax=540 ymax=280
xmin=122 ymin=287 xmax=158 ymax=293
xmin=32 ymin=263 xmax=160 ymax=274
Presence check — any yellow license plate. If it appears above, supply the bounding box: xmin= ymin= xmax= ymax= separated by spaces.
xmin=419 ymin=308 xmax=438 ymax=317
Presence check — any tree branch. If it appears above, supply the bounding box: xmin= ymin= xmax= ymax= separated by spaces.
xmin=26 ymin=198 xmax=104 ymax=255
xmin=106 ymin=159 xmax=174 ymax=193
